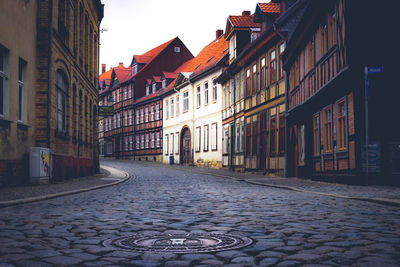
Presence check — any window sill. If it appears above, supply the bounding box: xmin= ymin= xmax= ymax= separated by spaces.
xmin=55 ymin=130 xmax=70 ymax=140
xmin=17 ymin=121 xmax=30 ymax=130
xmin=0 ymin=117 xmax=12 ymax=127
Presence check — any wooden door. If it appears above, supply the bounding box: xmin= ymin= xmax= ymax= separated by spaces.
xmin=181 ymin=128 xmax=191 ymax=164
xmin=260 ymin=111 xmax=267 ymax=170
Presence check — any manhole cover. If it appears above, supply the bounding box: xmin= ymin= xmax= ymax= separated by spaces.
xmin=103 ymin=233 xmax=253 ymax=253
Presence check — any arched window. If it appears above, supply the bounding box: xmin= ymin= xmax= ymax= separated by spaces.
xmin=56 ymin=70 xmax=68 ymax=133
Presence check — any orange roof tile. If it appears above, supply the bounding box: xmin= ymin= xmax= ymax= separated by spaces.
xmin=229 ymin=14 xmax=259 ymax=28
xmin=258 ymin=2 xmax=281 ymax=14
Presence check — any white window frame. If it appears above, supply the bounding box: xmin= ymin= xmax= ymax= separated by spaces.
xmin=196 ymin=85 xmax=201 ymax=108
xmin=165 ymin=100 xmax=169 ymax=119
xmin=203 ymin=124 xmax=209 ymax=151
xmin=170 ymin=98 xmax=174 ymax=118
xmin=156 ymin=103 xmax=160 ymax=120
xmin=150 ymin=105 xmax=154 ymax=121
xmin=204 ymin=82 xmax=209 ymax=106
xmin=176 ymin=95 xmax=180 ymax=116
xmin=183 ymin=91 xmax=189 ymax=112
xmin=145 ymin=107 xmax=148 ymax=122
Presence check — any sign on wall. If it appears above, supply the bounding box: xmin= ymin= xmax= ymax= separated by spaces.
xmin=99 ymin=106 xmax=114 ymax=117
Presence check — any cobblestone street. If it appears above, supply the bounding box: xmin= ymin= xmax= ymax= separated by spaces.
xmin=1 ymin=160 xmax=399 ymax=266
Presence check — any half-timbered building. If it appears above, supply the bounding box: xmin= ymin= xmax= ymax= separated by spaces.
xmin=282 ymin=0 xmax=397 ymax=183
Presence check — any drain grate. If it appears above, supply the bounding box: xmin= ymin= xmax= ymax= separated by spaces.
xmin=103 ymin=233 xmax=253 ymax=253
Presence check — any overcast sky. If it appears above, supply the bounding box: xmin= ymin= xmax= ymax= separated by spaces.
xmin=99 ymin=0 xmax=266 ymax=71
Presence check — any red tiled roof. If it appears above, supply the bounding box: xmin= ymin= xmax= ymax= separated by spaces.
xmin=229 ymin=14 xmax=259 ymax=28
xmin=161 ymin=34 xmax=229 ymax=95
xmin=114 ymin=67 xmax=131 ymax=84
xmin=152 ymin=76 xmax=161 ymax=83
xmin=145 ymin=78 xmax=152 ymax=85
xmin=122 ymin=37 xmax=178 ymax=83
xmin=134 ymin=90 xmax=162 ymax=105
xmin=258 ymin=2 xmax=281 ymax=14
xmin=99 ymin=67 xmax=113 ymax=83
xmin=162 ymin=72 xmax=179 ymax=79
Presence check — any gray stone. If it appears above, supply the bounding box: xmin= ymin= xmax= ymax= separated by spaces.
xmin=69 ymin=252 xmax=99 ymax=261
xmin=231 ymin=256 xmax=254 ymax=265
xmin=43 ymin=256 xmax=83 ymax=265
xmin=164 ymin=260 xmax=192 ymax=267
xmin=181 ymin=253 xmax=216 ymax=261
xmin=258 ymin=257 xmax=279 ymax=266
xmin=285 ymin=253 xmax=322 ymax=263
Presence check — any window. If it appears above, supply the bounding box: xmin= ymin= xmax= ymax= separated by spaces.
xmin=156 ymin=103 xmax=160 ymax=120
xmin=260 ymin=58 xmax=266 ymax=89
xmin=152 ymin=83 xmax=156 ymax=94
xmin=56 ymin=70 xmax=68 ymax=132
xmin=174 ymin=47 xmax=180 ymax=52
xmin=252 ymin=64 xmax=257 ymax=94
xmin=124 ymin=86 xmax=127 ymax=100
xmin=252 ymin=121 xmax=257 ymax=156
xmin=212 ymin=79 xmax=217 ymax=102
xmin=128 ymin=84 xmax=132 ymax=98
xmin=130 ymin=135 xmax=133 ymax=150
xmin=150 ymin=105 xmax=154 ymax=121
xmin=323 ymin=107 xmax=332 ymax=153
xmin=18 ymin=58 xmax=26 ymax=122
xmin=278 ymin=43 xmax=285 ymax=79
xmin=162 ymin=79 xmax=166 ymax=89
xmin=298 ymin=124 xmax=305 ymax=165
xmin=236 ymin=123 xmax=240 ymax=153
xmin=313 ymin=113 xmax=320 ymax=155
xmin=236 ymin=75 xmax=240 ymax=101
xmin=245 ymin=69 xmax=251 ymax=97
xmin=145 ymin=107 xmax=148 ymax=122
xmin=183 ymin=91 xmax=189 ymax=112
xmin=337 ymin=100 xmax=347 ymax=151
xmin=309 ymin=36 xmax=315 ymax=69
xmin=176 ymin=95 xmax=180 ymax=116
xmin=132 ymin=65 xmax=137 ymax=75
xmin=245 ymin=124 xmax=251 ymax=156
xmin=170 ymin=98 xmax=174 ymax=118
xmin=165 ymin=100 xmax=169 ymax=119
xmin=140 ymin=108 xmax=144 ymax=123
xmin=211 ymin=123 xmax=217 ymax=150
xmin=295 ymin=57 xmax=300 ymax=87
xmin=125 ymin=136 xmax=129 ymax=151
xmin=279 ymin=114 xmax=285 ymax=154
xmin=170 ymin=133 xmax=174 ymax=155
xmin=146 ymin=85 xmax=150 ymax=96
xmin=230 ymin=79 xmax=235 ymax=105
xmin=196 ymin=86 xmax=201 ymax=108
xmin=136 ymin=135 xmax=140 ymax=149
xmin=141 ymin=134 xmax=144 ymax=149
xmin=113 ymin=114 xmax=116 ymax=129
xmin=124 ymin=110 xmax=128 ymax=126
xmin=175 ymin=132 xmax=179 ymax=154
xmin=229 ymin=36 xmax=236 ymax=60
xmin=204 ymin=82 xmax=209 ymax=105
xmin=203 ymin=125 xmax=209 ymax=151
xmin=136 ymin=110 xmax=140 ymax=124
xmin=240 ymin=123 xmax=245 ymax=153
xmin=117 ymin=88 xmax=120 ymax=102
xmin=129 ymin=109 xmax=133 ymax=125
xmin=151 ymin=132 xmax=155 ymax=148
xmin=164 ymin=134 xmax=169 ymax=155
xmin=328 ymin=11 xmax=336 ymax=49
xmin=146 ymin=133 xmax=149 ymax=148
xmin=117 ymin=112 xmax=120 ymax=128
xmin=156 ymin=132 xmax=160 ymax=147
xmin=270 ymin=50 xmax=276 ymax=84
xmin=321 ymin=23 xmax=328 ymax=56
xmin=0 ymin=45 xmax=8 ymax=117
xmin=195 ymin=127 xmax=201 ymax=152
xmin=241 ymin=71 xmax=245 ymax=98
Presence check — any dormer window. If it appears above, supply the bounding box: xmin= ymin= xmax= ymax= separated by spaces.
xmin=162 ymin=79 xmax=166 ymax=89
xmin=146 ymin=85 xmax=150 ymax=96
xmin=132 ymin=65 xmax=137 ymax=75
xmin=174 ymin=47 xmax=180 ymax=53
xmin=152 ymin=83 xmax=156 ymax=93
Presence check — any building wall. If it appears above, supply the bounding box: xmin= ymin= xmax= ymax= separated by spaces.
xmin=0 ymin=0 xmax=37 ymax=185
xmin=35 ymin=0 xmax=102 ymax=180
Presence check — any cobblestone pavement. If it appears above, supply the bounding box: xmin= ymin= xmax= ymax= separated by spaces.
xmin=0 ymin=159 xmax=399 ymax=266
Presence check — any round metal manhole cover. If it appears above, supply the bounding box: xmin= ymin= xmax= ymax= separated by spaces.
xmin=103 ymin=233 xmax=253 ymax=253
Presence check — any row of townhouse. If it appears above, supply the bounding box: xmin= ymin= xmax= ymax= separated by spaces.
xmin=100 ymin=0 xmax=397 ymax=184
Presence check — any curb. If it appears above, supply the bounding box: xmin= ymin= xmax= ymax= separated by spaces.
xmin=161 ymin=163 xmax=400 ymax=208
xmin=0 ymin=166 xmax=130 ymax=208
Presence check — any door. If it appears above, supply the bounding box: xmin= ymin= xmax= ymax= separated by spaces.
xmin=260 ymin=111 xmax=267 ymax=170
xmin=181 ymin=128 xmax=191 ymax=164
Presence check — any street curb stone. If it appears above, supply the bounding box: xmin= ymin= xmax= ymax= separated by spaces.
xmin=0 ymin=165 xmax=130 ymax=208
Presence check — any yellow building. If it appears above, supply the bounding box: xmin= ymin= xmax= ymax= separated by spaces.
xmin=0 ymin=0 xmax=103 ymax=186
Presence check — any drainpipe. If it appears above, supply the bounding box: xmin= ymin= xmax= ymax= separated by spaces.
xmin=47 ymin=0 xmax=53 ymax=179
xmin=227 ymin=72 xmax=235 ymax=171
xmin=284 ymin=68 xmax=289 ymax=177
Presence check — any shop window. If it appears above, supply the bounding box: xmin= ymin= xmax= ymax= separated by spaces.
xmin=323 ymin=107 xmax=332 ymax=153
xmin=337 ymin=100 xmax=347 ymax=151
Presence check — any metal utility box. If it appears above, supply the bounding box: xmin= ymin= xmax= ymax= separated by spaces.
xmin=29 ymin=147 xmax=51 ymax=184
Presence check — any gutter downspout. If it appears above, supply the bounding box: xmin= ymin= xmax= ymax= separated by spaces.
xmin=47 ymin=0 xmax=53 ymax=179
xmin=227 ymin=72 xmax=235 ymax=171
xmin=284 ymin=68 xmax=289 ymax=177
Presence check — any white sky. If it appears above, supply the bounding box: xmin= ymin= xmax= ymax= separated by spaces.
xmin=99 ymin=0 xmax=266 ymax=71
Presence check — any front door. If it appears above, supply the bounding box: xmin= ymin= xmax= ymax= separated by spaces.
xmin=181 ymin=128 xmax=191 ymax=164
xmin=260 ymin=111 xmax=267 ymax=170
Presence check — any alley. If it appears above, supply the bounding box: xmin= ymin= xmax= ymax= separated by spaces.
xmin=0 ymin=160 xmax=399 ymax=266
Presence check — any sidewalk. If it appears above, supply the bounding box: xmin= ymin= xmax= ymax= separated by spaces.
xmin=0 ymin=165 xmax=130 ymax=208
xmin=149 ymin=161 xmax=400 ymax=207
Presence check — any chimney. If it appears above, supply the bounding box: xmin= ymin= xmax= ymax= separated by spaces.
xmin=119 ymin=62 xmax=124 ymax=68
xmin=216 ymin=29 xmax=223 ymax=39
xmin=101 ymin=64 xmax=106 ymax=74
xmin=242 ymin=10 xmax=251 ymax=16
